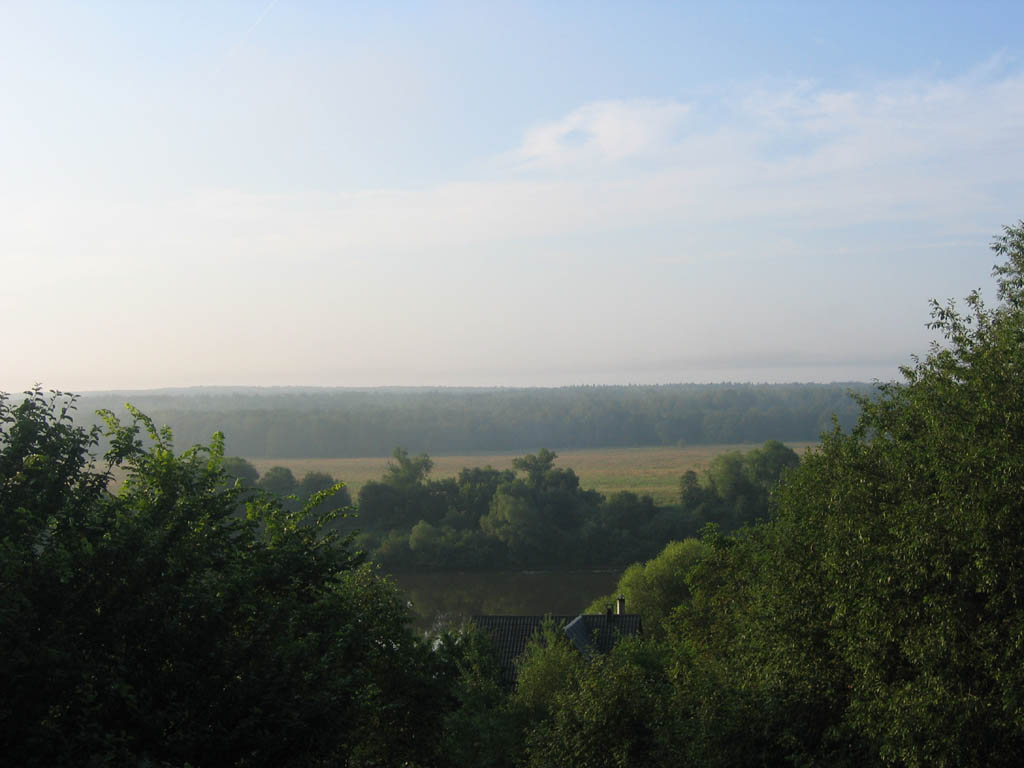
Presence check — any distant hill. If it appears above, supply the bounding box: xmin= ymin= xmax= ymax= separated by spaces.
xmin=72 ymin=383 xmax=873 ymax=458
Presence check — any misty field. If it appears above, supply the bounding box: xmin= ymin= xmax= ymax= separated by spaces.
xmin=246 ymin=442 xmax=816 ymax=506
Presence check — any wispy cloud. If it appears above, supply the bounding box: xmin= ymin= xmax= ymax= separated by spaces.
xmin=13 ymin=63 xmax=1024 ymax=275
xmin=291 ymin=62 xmax=1023 ymax=251
xmin=5 ymin=60 xmax=1023 ymax=389
xmin=9 ymin=63 xmax=1022 ymax=280
xmin=515 ymin=99 xmax=692 ymax=169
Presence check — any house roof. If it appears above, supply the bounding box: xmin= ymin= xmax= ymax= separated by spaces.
xmin=471 ymin=612 xmax=642 ymax=684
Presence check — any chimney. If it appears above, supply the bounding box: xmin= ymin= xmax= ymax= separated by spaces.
xmin=615 ymin=595 xmax=626 ymax=616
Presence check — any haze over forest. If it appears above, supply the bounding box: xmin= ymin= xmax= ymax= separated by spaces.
xmin=4 ymin=2 xmax=1024 ymax=392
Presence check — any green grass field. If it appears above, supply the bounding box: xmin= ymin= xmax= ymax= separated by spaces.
xmin=246 ymin=442 xmax=816 ymax=507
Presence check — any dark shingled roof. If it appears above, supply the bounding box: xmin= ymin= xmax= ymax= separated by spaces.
xmin=471 ymin=613 xmax=643 ymax=685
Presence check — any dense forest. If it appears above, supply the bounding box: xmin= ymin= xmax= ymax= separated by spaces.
xmin=5 ymin=223 xmax=1024 ymax=766
xmin=74 ymin=382 xmax=869 ymax=457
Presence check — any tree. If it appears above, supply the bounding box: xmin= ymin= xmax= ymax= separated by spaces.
xmin=383 ymin=446 xmax=434 ymax=488
xmin=444 ymin=466 xmax=515 ymax=529
xmin=768 ymin=222 xmax=1024 ymax=766
xmin=0 ymin=390 xmax=443 ymax=767
xmin=298 ymin=469 xmax=352 ymax=511
xmin=480 ymin=491 xmax=553 ymax=564
xmin=523 ymin=639 xmax=678 ymax=768
xmin=512 ymin=618 xmax=583 ymax=723
xmin=588 ymin=538 xmax=706 ymax=639
xmin=436 ymin=624 xmax=521 ymax=768
xmin=222 ymin=455 xmax=260 ymax=485
xmin=257 ymin=464 xmax=297 ymax=495
xmin=512 ymin=448 xmax=558 ymax=488
xmin=679 ymin=441 xmax=799 ymax=532
xmin=674 ymin=222 xmax=1024 ymax=767
xmin=743 ymin=439 xmax=800 ymax=490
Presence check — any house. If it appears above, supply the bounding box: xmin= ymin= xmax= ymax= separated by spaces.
xmin=472 ymin=595 xmax=642 ymax=685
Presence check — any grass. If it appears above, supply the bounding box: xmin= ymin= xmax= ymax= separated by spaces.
xmin=246 ymin=442 xmax=817 ymax=506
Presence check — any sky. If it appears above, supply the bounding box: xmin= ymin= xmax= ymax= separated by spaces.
xmin=3 ymin=1 xmax=1024 ymax=391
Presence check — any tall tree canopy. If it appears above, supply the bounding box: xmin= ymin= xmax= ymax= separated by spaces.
xmin=0 ymin=390 xmax=443 ymax=767
xmin=676 ymin=222 xmax=1024 ymax=767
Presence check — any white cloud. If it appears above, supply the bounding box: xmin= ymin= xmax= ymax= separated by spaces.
xmin=14 ymin=66 xmax=1019 ymax=263
xmin=515 ymin=99 xmax=692 ymax=169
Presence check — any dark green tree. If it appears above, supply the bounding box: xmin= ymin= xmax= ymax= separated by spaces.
xmin=512 ymin=447 xmax=558 ymax=488
xmin=0 ymin=390 xmax=443 ymax=767
xmin=358 ymin=447 xmax=447 ymax=533
xmin=588 ymin=538 xmax=706 ymax=639
xmin=222 ymin=455 xmax=259 ymax=485
xmin=298 ymin=469 xmax=352 ymax=510
xmin=436 ymin=624 xmax=521 ymax=768
xmin=679 ymin=440 xmax=799 ymax=532
xmin=766 ymin=223 xmax=1024 ymax=766
xmin=522 ymin=638 xmax=678 ymax=768
xmin=383 ymin=446 xmax=434 ymax=488
xmin=674 ymin=222 xmax=1024 ymax=767
xmin=257 ymin=464 xmax=298 ymax=495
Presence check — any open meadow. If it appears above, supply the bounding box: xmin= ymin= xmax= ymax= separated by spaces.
xmin=246 ymin=442 xmax=817 ymax=506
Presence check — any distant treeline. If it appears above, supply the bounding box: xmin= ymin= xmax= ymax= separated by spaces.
xmin=74 ymin=383 xmax=872 ymax=457
xmin=227 ymin=441 xmax=800 ymax=570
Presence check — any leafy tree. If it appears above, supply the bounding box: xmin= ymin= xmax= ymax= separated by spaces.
xmin=222 ymin=455 xmax=259 ymax=485
xmin=582 ymin=490 xmax=661 ymax=564
xmin=0 ymin=390 xmax=442 ymax=767
xmin=743 ymin=439 xmax=800 ymax=489
xmin=436 ymin=624 xmax=521 ymax=768
xmin=674 ymin=222 xmax=1024 ymax=767
xmin=523 ymin=638 xmax=678 ymax=768
xmin=480 ymin=491 xmax=553 ymax=564
xmin=588 ymin=538 xmax=706 ymax=639
xmin=512 ymin=618 xmax=583 ymax=723
xmin=679 ymin=440 xmax=799 ymax=532
xmin=257 ymin=463 xmax=297 ymax=495
xmin=383 ymin=446 xmax=434 ymax=488
xmin=359 ymin=448 xmax=448 ymax=534
xmin=672 ymin=523 xmax=864 ymax=768
xmin=678 ymin=469 xmax=707 ymax=512
xmin=763 ymin=222 xmax=1024 ymax=766
xmin=298 ymin=469 xmax=352 ymax=514
xmin=443 ymin=466 xmax=515 ymax=530
xmin=512 ymin=447 xmax=558 ymax=487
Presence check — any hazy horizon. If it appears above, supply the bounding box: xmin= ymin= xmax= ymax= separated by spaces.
xmin=4 ymin=2 xmax=1023 ymax=393
xmin=10 ymin=367 xmax=891 ymax=396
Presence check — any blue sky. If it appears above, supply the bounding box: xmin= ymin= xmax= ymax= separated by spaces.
xmin=3 ymin=1 xmax=1024 ymax=390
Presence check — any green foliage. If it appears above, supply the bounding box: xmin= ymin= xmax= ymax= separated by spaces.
xmin=523 ymin=638 xmax=679 ymax=768
xmin=359 ymin=446 xmax=677 ymax=569
xmin=512 ymin=447 xmax=558 ymax=487
xmin=0 ymin=390 xmax=442 ymax=767
xmin=588 ymin=538 xmax=707 ymax=638
xmin=383 ymin=446 xmax=434 ymax=488
xmin=256 ymin=463 xmax=298 ymax=495
xmin=679 ymin=439 xmax=799 ymax=531
xmin=299 ymin=470 xmax=352 ymax=518
xmin=443 ymin=466 xmax=515 ymax=529
xmin=671 ymin=222 xmax=1024 ymax=767
xmin=672 ymin=523 xmax=866 ymax=767
xmin=513 ymin=617 xmax=584 ymax=723
xmin=436 ymin=625 xmax=522 ymax=768
xmin=222 ymin=455 xmax=260 ymax=485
